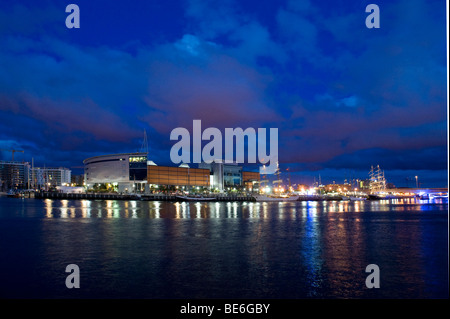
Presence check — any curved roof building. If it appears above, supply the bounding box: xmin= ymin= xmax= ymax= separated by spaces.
xmin=83 ymin=153 xmax=148 ymax=191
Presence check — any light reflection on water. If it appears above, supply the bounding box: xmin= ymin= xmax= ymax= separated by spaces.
xmin=0 ymin=196 xmax=448 ymax=299
xmin=40 ymin=197 xmax=448 ymax=219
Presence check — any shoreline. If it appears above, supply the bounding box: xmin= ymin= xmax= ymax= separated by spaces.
xmin=2 ymin=191 xmax=443 ymax=203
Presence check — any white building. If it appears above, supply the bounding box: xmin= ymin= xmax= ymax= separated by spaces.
xmin=83 ymin=153 xmax=147 ymax=193
xmin=56 ymin=186 xmax=84 ymax=193
xmin=32 ymin=167 xmax=71 ymax=189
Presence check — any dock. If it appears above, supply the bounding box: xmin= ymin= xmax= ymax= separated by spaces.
xmin=34 ymin=192 xmax=256 ymax=202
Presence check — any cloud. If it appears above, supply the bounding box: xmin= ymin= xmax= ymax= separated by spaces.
xmin=315 ymin=93 xmax=359 ymax=108
xmin=185 ymin=0 xmax=286 ymax=66
xmin=273 ymin=0 xmax=446 ymax=171
xmin=143 ymin=36 xmax=280 ymax=132
xmin=0 ymin=0 xmax=446 ymax=179
xmin=280 ymin=97 xmax=446 ymax=167
xmin=174 ymin=34 xmax=203 ymax=56
xmin=227 ymin=21 xmax=287 ymax=65
xmin=1 ymin=25 xmax=282 ymax=165
xmin=340 ymin=96 xmax=358 ymax=107
xmin=185 ymin=0 xmax=242 ymax=39
xmin=0 ymin=35 xmax=145 ymax=143
xmin=276 ymin=8 xmax=318 ymax=56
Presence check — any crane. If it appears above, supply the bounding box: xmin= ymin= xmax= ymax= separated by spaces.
xmin=0 ymin=149 xmax=24 ymax=161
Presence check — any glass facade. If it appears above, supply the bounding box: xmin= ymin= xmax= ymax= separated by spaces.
xmin=223 ymin=165 xmax=242 ymax=187
xmin=129 ymin=156 xmax=147 ymax=181
xmin=198 ymin=162 xmax=260 ymax=191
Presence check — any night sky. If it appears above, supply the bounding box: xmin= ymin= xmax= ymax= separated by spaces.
xmin=0 ymin=0 xmax=447 ymax=187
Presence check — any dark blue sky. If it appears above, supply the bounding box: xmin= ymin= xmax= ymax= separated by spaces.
xmin=0 ymin=0 xmax=447 ymax=187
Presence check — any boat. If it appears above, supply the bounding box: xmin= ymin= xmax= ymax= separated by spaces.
xmin=369 ymin=165 xmax=387 ymax=193
xmin=350 ymin=196 xmax=367 ymax=201
xmin=176 ymin=195 xmax=215 ymax=202
xmin=325 ymin=195 xmax=343 ymax=201
xmin=429 ymin=193 xmax=448 ymax=199
xmin=297 ymin=194 xmax=325 ymax=201
xmin=6 ymin=190 xmax=23 ymax=198
xmin=253 ymin=194 xmax=300 ymax=202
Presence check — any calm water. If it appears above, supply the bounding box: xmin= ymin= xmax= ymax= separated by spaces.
xmin=0 ymin=196 xmax=448 ymax=299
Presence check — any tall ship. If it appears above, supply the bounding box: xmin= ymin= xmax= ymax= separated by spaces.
xmin=368 ymin=165 xmax=388 ymax=199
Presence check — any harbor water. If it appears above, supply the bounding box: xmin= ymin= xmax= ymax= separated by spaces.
xmin=0 ymin=196 xmax=448 ymax=299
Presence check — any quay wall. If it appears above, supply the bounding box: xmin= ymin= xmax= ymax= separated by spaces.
xmin=34 ymin=192 xmax=257 ymax=202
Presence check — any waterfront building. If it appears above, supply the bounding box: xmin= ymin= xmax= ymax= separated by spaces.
xmin=32 ymin=167 xmax=71 ymax=189
xmin=224 ymin=163 xmax=243 ymax=187
xmin=199 ymin=162 xmax=242 ymax=190
xmin=147 ymin=164 xmax=210 ymax=190
xmin=359 ymin=179 xmax=371 ymax=190
xmin=55 ymin=186 xmax=85 ymax=193
xmin=0 ymin=160 xmax=30 ymax=191
xmin=242 ymin=171 xmax=260 ymax=192
xmin=199 ymin=162 xmax=260 ymax=192
xmin=70 ymin=174 xmax=84 ymax=186
xmin=198 ymin=162 xmax=224 ymax=191
xmin=83 ymin=152 xmax=148 ymax=193
xmin=323 ymin=182 xmax=353 ymax=193
xmin=83 ymin=152 xmax=260 ymax=193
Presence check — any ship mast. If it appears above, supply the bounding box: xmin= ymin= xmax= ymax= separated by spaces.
xmin=272 ymin=161 xmax=282 ymax=192
xmin=260 ymin=164 xmax=268 ymax=190
xmin=369 ymin=165 xmax=386 ymax=193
